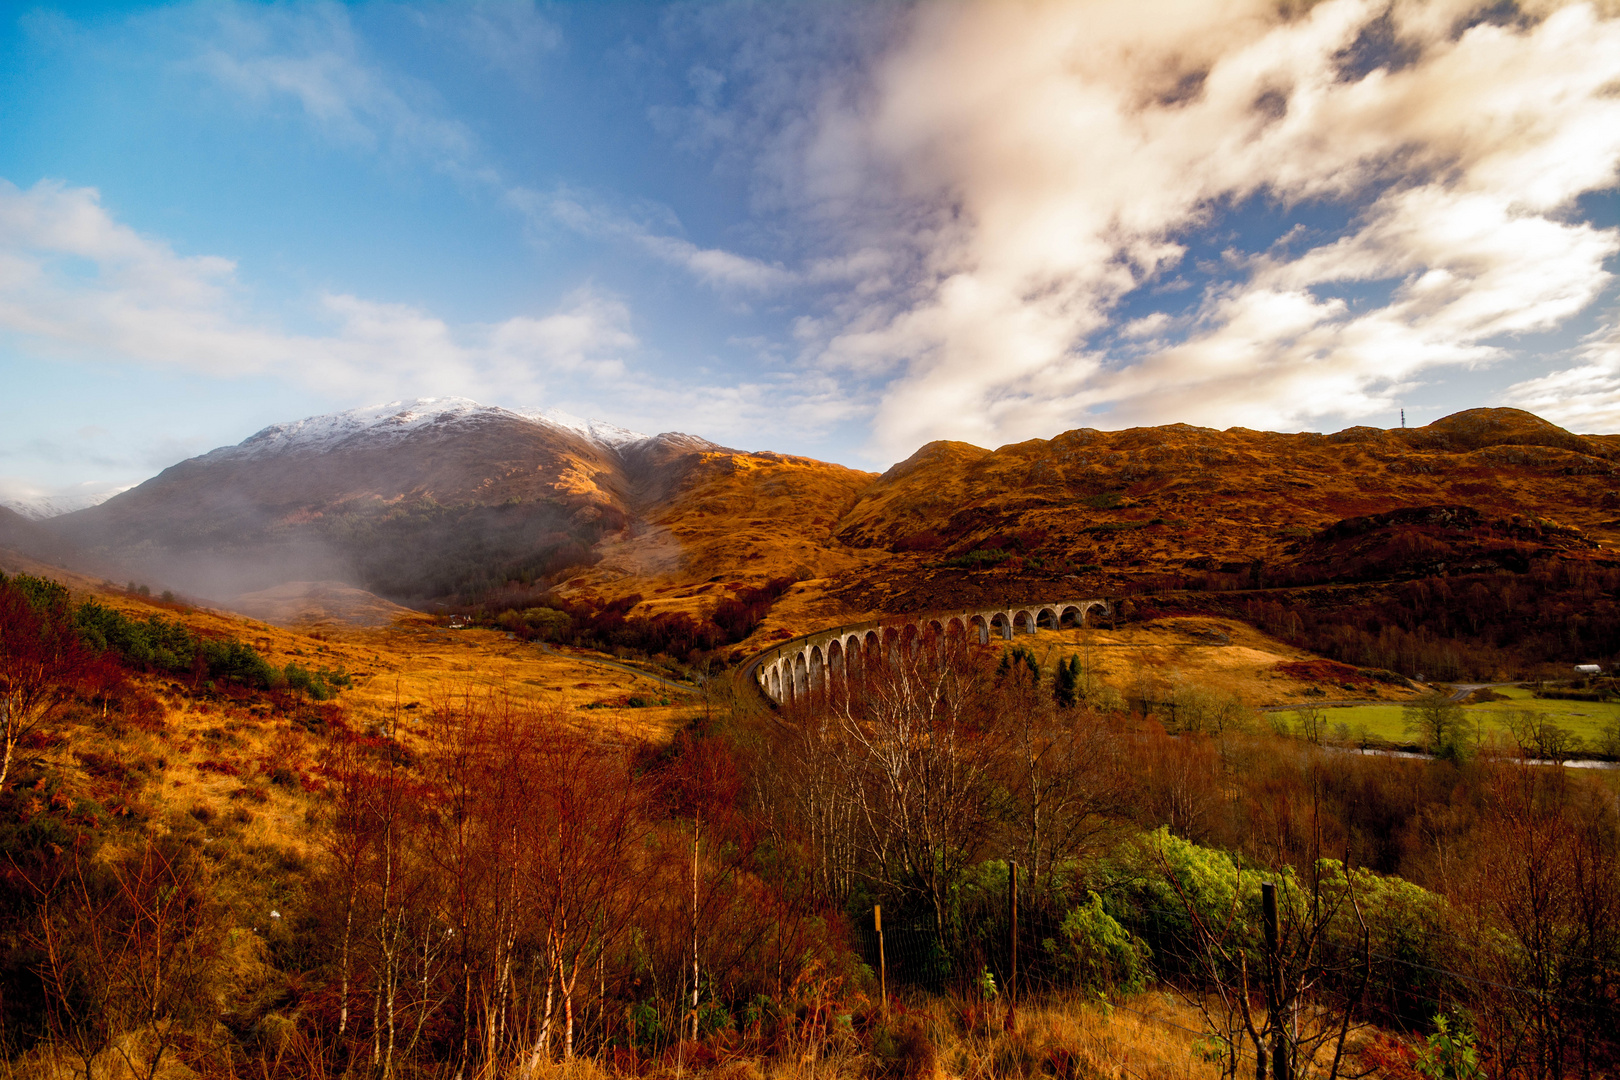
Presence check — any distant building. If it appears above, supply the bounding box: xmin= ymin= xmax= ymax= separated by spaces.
xmin=1575 ymin=663 xmax=1602 ymax=674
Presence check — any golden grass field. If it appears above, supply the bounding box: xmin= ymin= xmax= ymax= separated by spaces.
xmin=996 ymin=617 xmax=1420 ymax=708
xmin=0 ymin=564 xmax=703 ymax=866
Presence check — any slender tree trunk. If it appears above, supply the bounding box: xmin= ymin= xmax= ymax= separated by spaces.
xmin=562 ymin=951 xmax=581 ymax=1059
xmin=384 ymin=914 xmax=399 ymax=1080
xmin=691 ymin=816 xmax=701 ymax=1042
xmin=0 ymin=736 xmax=15 ymax=796
xmin=406 ymin=921 xmax=437 ymax=1062
xmin=338 ymin=876 xmax=358 ymax=1037
xmin=530 ymin=930 xmax=558 ymax=1072
xmin=373 ymin=972 xmax=383 ymax=1069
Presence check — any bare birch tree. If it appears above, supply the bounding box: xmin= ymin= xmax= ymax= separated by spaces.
xmin=812 ymin=629 xmax=1004 ymax=941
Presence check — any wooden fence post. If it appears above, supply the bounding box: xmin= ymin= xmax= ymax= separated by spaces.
xmin=1009 ymin=860 xmax=1019 ymax=1022
xmin=875 ymin=904 xmax=887 ymax=1021
xmin=1262 ymin=881 xmax=1284 ymax=1080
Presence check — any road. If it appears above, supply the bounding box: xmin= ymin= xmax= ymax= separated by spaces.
xmin=1443 ymin=681 xmax=1520 ymax=701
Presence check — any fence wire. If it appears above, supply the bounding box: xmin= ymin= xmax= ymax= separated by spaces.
xmin=847 ymin=894 xmax=1619 ymax=1073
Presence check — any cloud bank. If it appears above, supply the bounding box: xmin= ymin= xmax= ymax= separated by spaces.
xmin=0 ymin=178 xmax=634 ymax=400
xmin=769 ymin=0 xmax=1620 ymax=456
xmin=0 ymin=176 xmax=858 ymax=451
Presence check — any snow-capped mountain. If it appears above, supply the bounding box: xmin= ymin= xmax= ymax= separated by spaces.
xmin=211 ymin=398 xmax=651 ymax=461
xmin=0 ymin=483 xmax=130 ymax=521
xmin=43 ymin=399 xmax=723 ymax=602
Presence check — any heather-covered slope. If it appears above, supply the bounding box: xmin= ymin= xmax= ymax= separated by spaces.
xmin=823 ymin=408 xmax=1620 ymax=613
xmin=0 ymin=506 xmax=43 ymax=558
xmin=556 ymin=449 xmax=882 ymax=629
xmin=29 ymin=404 xmax=1620 ymax=649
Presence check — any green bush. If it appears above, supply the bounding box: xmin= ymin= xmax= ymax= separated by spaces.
xmin=71 ymin=594 xmax=278 ymax=689
xmin=200 ymin=638 xmax=278 ymax=689
xmin=1117 ymin=827 xmax=1264 ymax=973
xmin=7 ymin=573 xmax=70 ymax=613
xmin=493 ymin=606 xmax=571 ymax=639
xmin=629 ymin=1000 xmax=663 ymax=1049
xmin=1045 ymin=892 xmax=1150 ymax=994
xmin=940 ymin=548 xmax=1011 ymax=569
xmin=1416 ymin=1015 xmax=1485 ymax=1080
xmin=281 ymin=664 xmax=349 ymax=700
xmin=282 ymin=664 xmax=328 ymax=700
xmin=1054 ymin=655 xmax=1082 ymax=708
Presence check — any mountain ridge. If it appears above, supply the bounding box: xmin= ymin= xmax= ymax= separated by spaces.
xmin=16 ymin=404 xmax=1620 ymax=640
xmin=42 ymin=399 xmax=730 ymax=602
xmin=0 ymin=488 xmax=124 ymax=521
xmin=819 ymin=406 xmax=1620 ymax=617
xmin=211 ymin=397 xmax=656 ymax=462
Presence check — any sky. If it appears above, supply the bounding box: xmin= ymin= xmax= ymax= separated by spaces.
xmin=2 ymin=0 xmax=1620 ymax=510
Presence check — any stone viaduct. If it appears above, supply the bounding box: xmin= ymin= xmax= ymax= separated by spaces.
xmin=753 ymin=599 xmax=1111 ymax=705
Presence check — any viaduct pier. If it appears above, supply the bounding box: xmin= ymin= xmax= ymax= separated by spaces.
xmin=752 ymin=598 xmax=1111 ymax=705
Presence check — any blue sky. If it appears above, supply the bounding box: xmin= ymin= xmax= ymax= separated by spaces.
xmin=2 ymin=0 xmax=1619 ymax=511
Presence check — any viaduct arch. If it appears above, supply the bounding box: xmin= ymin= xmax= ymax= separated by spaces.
xmin=753 ymin=598 xmax=1110 ymax=706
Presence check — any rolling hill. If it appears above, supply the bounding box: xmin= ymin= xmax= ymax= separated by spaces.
xmin=819 ymin=407 xmax=1619 ymax=615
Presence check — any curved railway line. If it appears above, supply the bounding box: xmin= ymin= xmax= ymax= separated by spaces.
xmin=745 ymin=598 xmax=1112 ymax=705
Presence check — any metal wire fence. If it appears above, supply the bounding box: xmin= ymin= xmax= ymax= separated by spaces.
xmin=846 ymin=892 xmax=1619 ymax=1074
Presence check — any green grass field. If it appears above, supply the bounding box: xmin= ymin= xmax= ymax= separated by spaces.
xmin=1301 ymin=687 xmax=1620 ymax=752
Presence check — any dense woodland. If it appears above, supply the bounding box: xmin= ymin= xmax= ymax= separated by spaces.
xmin=1112 ymin=561 xmax=1620 ymax=684
xmin=1 ymin=569 xmax=1619 ymax=1079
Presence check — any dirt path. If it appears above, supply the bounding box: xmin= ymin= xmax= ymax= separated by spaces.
xmin=1444 ymin=681 xmax=1520 ymax=701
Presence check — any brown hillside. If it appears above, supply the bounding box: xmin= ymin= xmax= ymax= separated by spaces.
xmin=0 ymin=506 xmax=87 ymax=571
xmin=817 ymin=408 xmax=1620 ymax=615
xmin=229 ymin=580 xmax=418 ymax=628
xmin=545 ymin=408 xmax=1620 ymax=655
xmin=558 ymin=449 xmax=883 ymax=630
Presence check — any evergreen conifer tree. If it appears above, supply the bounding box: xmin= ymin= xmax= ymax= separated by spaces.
xmin=1054 ymin=654 xmax=1079 ymax=708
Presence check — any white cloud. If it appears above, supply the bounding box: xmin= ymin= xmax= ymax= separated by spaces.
xmin=488 ymin=292 xmax=636 ymax=379
xmin=0 ymin=179 xmax=640 ymax=404
xmin=197 ymin=4 xmax=481 ymax=175
xmin=588 ymin=366 xmax=868 ymax=449
xmin=1504 ymin=314 xmax=1620 ymax=431
xmin=538 ymin=188 xmax=797 ymax=292
xmin=0 ymin=179 xmax=860 ymax=452
xmin=1086 ymin=182 xmax=1619 ymax=429
xmin=766 ymin=0 xmax=1620 ymax=455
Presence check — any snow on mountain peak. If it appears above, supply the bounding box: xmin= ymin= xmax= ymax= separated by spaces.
xmin=510 ymin=407 xmax=648 ymax=449
xmin=217 ymin=398 xmax=650 ymax=460
xmin=0 ymin=481 xmax=132 ymax=520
